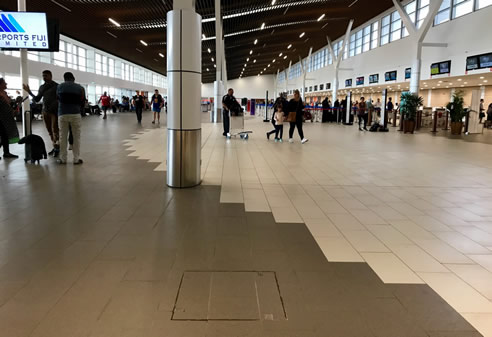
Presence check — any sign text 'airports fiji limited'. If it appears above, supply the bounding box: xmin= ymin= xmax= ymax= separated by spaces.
xmin=0 ymin=12 xmax=49 ymax=49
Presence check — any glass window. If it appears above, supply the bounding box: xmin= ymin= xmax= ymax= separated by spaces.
xmin=477 ymin=0 xmax=492 ymax=9
xmin=95 ymin=53 xmax=102 ymax=75
xmin=370 ymin=21 xmax=379 ymax=49
xmin=54 ymin=41 xmax=66 ymax=67
xmin=390 ymin=11 xmax=402 ymax=42
xmin=27 ymin=51 xmax=39 ymax=62
xmin=452 ymin=0 xmax=473 ymax=18
xmin=349 ymin=33 xmax=356 ymax=57
xmin=417 ymin=0 xmax=429 ymax=28
xmin=403 ymin=1 xmax=417 ymax=37
xmin=380 ymin=14 xmax=391 ymax=46
xmin=434 ymin=0 xmax=451 ymax=25
xmin=355 ymin=30 xmax=363 ymax=55
xmin=78 ymin=47 xmax=87 ymax=71
xmin=362 ymin=25 xmax=371 ymax=52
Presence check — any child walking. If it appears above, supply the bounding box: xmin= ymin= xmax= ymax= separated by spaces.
xmin=274 ymin=105 xmax=285 ymax=142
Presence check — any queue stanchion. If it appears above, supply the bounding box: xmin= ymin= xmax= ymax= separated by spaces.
xmin=368 ymin=109 xmax=373 ymax=125
xmin=398 ymin=110 xmax=404 ymax=131
xmin=431 ymin=110 xmax=438 ymax=133
xmin=442 ymin=111 xmax=449 ymax=130
xmin=393 ymin=109 xmax=397 ymax=127
xmin=416 ymin=110 xmax=422 ymax=130
xmin=464 ymin=110 xmax=470 ymax=134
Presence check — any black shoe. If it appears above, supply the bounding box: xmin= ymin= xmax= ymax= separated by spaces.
xmin=74 ymin=159 xmax=84 ymax=165
xmin=223 ymin=132 xmax=227 ymax=136
xmin=53 ymin=149 xmax=59 ymax=158
xmin=3 ymin=153 xmax=18 ymax=159
xmin=48 ymin=148 xmax=55 ymax=156
xmin=266 ymin=132 xmax=271 ymax=140
xmin=364 ymin=127 xmax=368 ymax=131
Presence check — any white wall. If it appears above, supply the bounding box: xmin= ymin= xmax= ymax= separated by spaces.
xmin=202 ymin=75 xmax=276 ymax=99
xmin=278 ymin=4 xmax=492 ymax=97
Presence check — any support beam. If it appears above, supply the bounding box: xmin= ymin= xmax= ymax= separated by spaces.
xmin=213 ymin=0 xmax=223 ymax=123
xmin=422 ymin=42 xmax=448 ymax=48
xmin=18 ymin=0 xmax=30 ymax=138
xmin=391 ymin=0 xmax=417 ymax=36
xmin=167 ymin=0 xmax=202 ymax=188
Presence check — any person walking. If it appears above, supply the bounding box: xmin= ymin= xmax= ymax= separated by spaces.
xmin=222 ymin=88 xmax=236 ymax=136
xmin=287 ymin=89 xmax=308 ymax=144
xmin=322 ymin=96 xmax=329 ymax=123
xmin=0 ymin=78 xmax=19 ymax=160
xmin=56 ymin=72 xmax=85 ymax=165
xmin=267 ymin=93 xmax=288 ymax=140
xmin=151 ymin=89 xmax=164 ymax=124
xmin=273 ymin=103 xmax=285 ymax=142
xmin=98 ymin=91 xmax=111 ymax=120
xmin=479 ymin=99 xmax=485 ymax=124
xmin=134 ymin=91 xmax=144 ymax=123
xmin=23 ymin=70 xmax=59 ymax=157
xmin=358 ymin=97 xmax=368 ymax=131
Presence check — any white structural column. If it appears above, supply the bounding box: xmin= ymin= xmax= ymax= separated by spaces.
xmin=327 ymin=19 xmax=353 ymax=104
xmin=392 ymin=0 xmax=444 ymax=94
xmin=18 ymin=0 xmax=30 ymax=137
xmin=212 ymin=0 xmax=224 ymax=123
xmin=167 ymin=0 xmax=202 ymax=188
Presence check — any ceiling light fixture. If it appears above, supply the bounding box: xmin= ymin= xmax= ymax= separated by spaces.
xmin=287 ymin=44 xmax=292 ymax=49
xmin=283 ymin=55 xmax=287 ymax=59
xmin=271 ymin=0 xmax=276 ymax=5
xmin=202 ymin=34 xmax=206 ymax=39
xmin=254 ymin=39 xmax=258 ymax=45
xmin=299 ymin=32 xmax=305 ymax=38
xmin=108 ymin=18 xmax=121 ymax=27
xmin=247 ymin=57 xmax=250 ymax=61
xmin=208 ymin=48 xmax=211 ymax=53
xmin=50 ymin=0 xmax=71 ymax=12
xmin=253 ymin=59 xmax=256 ymax=63
xmin=250 ymin=50 xmax=253 ymax=55
xmin=273 ymin=59 xmax=276 ymax=63
xmin=317 ymin=14 xmax=325 ymax=21
xmin=159 ymin=53 xmax=164 ymax=58
xmin=140 ymin=40 xmax=148 ymax=46
xmin=261 ymin=22 xmax=265 ymax=29
xmin=211 ymin=57 xmax=214 ymax=62
xmin=268 ymin=64 xmax=271 ymax=67
xmin=207 ymin=68 xmax=209 ymax=71
xmin=279 ymin=53 xmax=283 ymax=57
xmin=106 ymin=31 xmax=117 ymax=39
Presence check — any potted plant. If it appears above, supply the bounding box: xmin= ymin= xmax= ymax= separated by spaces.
xmin=446 ymin=91 xmax=466 ymax=135
xmin=400 ymin=92 xmax=423 ymax=134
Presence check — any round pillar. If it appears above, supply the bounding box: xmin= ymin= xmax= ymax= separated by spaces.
xmin=166 ymin=7 xmax=201 ymax=188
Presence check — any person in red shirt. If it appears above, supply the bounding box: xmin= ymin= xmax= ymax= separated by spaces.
xmin=98 ymin=91 xmax=111 ymax=120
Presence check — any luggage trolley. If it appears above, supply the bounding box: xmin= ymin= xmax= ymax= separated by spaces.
xmin=227 ymin=110 xmax=252 ymax=140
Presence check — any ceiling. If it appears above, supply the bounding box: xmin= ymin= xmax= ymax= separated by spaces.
xmin=1 ymin=0 xmax=395 ymax=83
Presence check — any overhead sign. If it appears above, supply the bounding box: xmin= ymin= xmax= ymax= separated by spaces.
xmin=0 ymin=12 xmax=49 ymax=49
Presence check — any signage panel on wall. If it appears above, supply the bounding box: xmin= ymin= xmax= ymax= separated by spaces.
xmin=345 ymin=79 xmax=352 ymax=87
xmin=356 ymin=76 xmax=364 ymax=86
xmin=0 ymin=12 xmax=49 ymax=49
xmin=369 ymin=74 xmax=379 ymax=84
xmin=385 ymin=71 xmax=397 ymax=82
xmin=405 ymin=68 xmax=411 ymax=79
xmin=466 ymin=53 xmax=492 ymax=71
xmin=430 ymin=60 xmax=451 ymax=75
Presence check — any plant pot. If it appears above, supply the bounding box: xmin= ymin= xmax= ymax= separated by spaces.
xmin=403 ymin=120 xmax=416 ymax=134
xmin=450 ymin=121 xmax=463 ymax=135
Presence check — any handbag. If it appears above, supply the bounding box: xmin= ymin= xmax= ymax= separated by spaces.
xmin=286 ymin=100 xmax=300 ymax=122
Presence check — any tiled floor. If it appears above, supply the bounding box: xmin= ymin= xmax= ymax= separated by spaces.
xmin=123 ymin=114 xmax=492 ymax=336
xmin=0 ymin=111 xmax=491 ymax=336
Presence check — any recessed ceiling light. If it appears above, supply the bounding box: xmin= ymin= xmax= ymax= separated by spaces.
xmin=108 ymin=18 xmax=121 ymax=27
xmin=214 ymin=64 xmax=216 ymax=68
xmin=279 ymin=52 xmax=283 ymax=57
xmin=299 ymin=32 xmax=305 ymax=38
xmin=206 ymin=68 xmax=209 ymax=71
xmin=261 ymin=23 xmax=265 ymax=29
xmin=268 ymin=64 xmax=271 ymax=67
xmin=438 ymin=80 xmax=442 ymax=83
xmin=202 ymin=34 xmax=206 ymax=39
xmin=283 ymin=55 xmax=287 ymax=59
xmin=247 ymin=58 xmax=250 ymax=61
xmin=264 ymin=68 xmax=266 ymax=71
xmin=457 ymin=78 xmax=462 ymax=81
xmin=211 ymin=57 xmax=214 ymax=62
xmin=207 ymin=48 xmax=211 ymax=53
xmin=159 ymin=53 xmax=164 ymax=58
xmin=461 ymin=85 xmax=464 ymax=87
xmin=273 ymin=59 xmax=276 ymax=63
xmin=317 ymin=14 xmax=325 ymax=21
xmin=464 ymin=82 xmax=468 ymax=84
xmin=249 ymin=50 xmax=253 ymax=55
xmin=254 ymin=39 xmax=258 ymax=45
xmin=480 ymin=76 xmax=484 ymax=79
xmin=485 ymin=80 xmax=489 ymax=83
xmin=432 ymin=87 xmax=435 ymax=89
xmin=140 ymin=40 xmax=148 ymax=46
xmin=271 ymin=0 xmax=276 ymax=5
xmin=244 ymin=64 xmax=247 ymax=67
xmin=287 ymin=44 xmax=292 ymax=49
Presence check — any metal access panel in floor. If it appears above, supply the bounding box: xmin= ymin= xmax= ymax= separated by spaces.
xmin=172 ymin=271 xmax=287 ymax=321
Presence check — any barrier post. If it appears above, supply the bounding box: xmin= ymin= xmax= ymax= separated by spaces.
xmin=442 ymin=111 xmax=449 ymax=130
xmin=431 ymin=110 xmax=438 ymax=133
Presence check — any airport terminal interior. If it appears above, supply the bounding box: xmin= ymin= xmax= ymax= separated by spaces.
xmin=1 ymin=0 xmax=492 ymax=336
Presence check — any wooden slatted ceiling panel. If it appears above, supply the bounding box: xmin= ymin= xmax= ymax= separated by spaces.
xmin=0 ymin=0 xmax=394 ymax=83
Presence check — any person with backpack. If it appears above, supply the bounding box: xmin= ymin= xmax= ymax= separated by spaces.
xmin=133 ymin=91 xmax=145 ymax=123
xmin=98 ymin=91 xmax=111 ymax=120
xmin=0 ymin=78 xmax=19 ymax=160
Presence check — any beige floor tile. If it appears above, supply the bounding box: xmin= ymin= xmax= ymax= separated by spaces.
xmin=271 ymin=207 xmax=302 ymax=223
xmin=462 ymin=313 xmax=492 ymax=337
xmin=315 ymin=237 xmax=364 ymax=263
xmin=433 ymin=232 xmax=491 ymax=255
xmin=361 ymin=253 xmax=423 ymax=284
xmin=342 ymin=230 xmax=390 ymax=253
xmin=469 ymin=255 xmax=492 ymax=274
xmin=392 ymin=245 xmax=448 ymax=273
xmin=304 ymin=218 xmax=342 ymax=237
xmin=418 ymin=272 xmax=492 ymax=313
xmin=446 ymin=264 xmax=492 ymax=300
xmin=412 ymin=238 xmax=474 ymax=264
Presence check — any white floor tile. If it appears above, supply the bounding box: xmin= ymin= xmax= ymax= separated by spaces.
xmin=433 ymin=232 xmax=491 ymax=255
xmin=469 ymin=255 xmax=492 ymax=274
xmin=342 ymin=230 xmax=390 ymax=253
xmin=462 ymin=313 xmax=492 ymax=337
xmin=412 ymin=238 xmax=473 ymax=264
xmin=315 ymin=237 xmax=364 ymax=263
xmin=418 ymin=272 xmax=492 ymax=313
xmin=446 ymin=264 xmax=492 ymax=300
xmin=361 ymin=253 xmax=423 ymax=284
xmin=391 ymin=245 xmax=448 ymax=273
xmin=304 ymin=218 xmax=342 ymax=237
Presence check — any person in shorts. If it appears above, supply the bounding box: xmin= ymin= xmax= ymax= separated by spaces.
xmin=98 ymin=91 xmax=111 ymax=120
xmin=151 ymin=89 xmax=164 ymax=124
